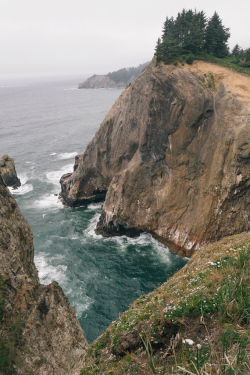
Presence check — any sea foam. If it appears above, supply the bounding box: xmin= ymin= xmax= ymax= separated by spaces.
xmin=58 ymin=152 xmax=78 ymax=160
xmin=46 ymin=164 xmax=72 ymax=186
xmin=35 ymin=252 xmax=67 ymax=285
xmin=33 ymin=193 xmax=63 ymax=210
xmin=8 ymin=173 xmax=33 ymax=195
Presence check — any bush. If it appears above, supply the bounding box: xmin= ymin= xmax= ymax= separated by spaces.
xmin=185 ymin=54 xmax=195 ymax=65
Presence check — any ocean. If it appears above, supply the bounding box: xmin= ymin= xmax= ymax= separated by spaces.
xmin=0 ymin=79 xmax=187 ymax=343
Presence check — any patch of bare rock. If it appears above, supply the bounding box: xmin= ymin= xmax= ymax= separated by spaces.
xmin=60 ymin=58 xmax=250 ymax=256
xmin=0 ymin=175 xmax=88 ymax=374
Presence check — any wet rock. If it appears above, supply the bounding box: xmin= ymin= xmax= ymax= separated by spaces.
xmin=0 ymin=154 xmax=21 ymax=188
xmin=60 ymin=166 xmax=108 ymax=206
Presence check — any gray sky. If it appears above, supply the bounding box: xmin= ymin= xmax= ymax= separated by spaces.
xmin=1 ymin=0 xmax=249 ymax=80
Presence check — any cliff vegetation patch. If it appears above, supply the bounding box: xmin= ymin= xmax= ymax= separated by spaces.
xmin=155 ymin=9 xmax=250 ymax=77
xmin=77 ymin=232 xmax=250 ymax=374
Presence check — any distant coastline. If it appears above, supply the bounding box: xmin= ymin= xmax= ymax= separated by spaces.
xmin=78 ymin=62 xmax=149 ymax=89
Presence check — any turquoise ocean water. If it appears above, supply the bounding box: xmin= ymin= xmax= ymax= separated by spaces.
xmin=0 ymin=79 xmax=187 ymax=343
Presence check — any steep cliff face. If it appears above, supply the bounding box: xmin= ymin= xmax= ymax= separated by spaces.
xmin=60 ymin=59 xmax=250 ymax=256
xmin=78 ymin=75 xmax=127 ymax=89
xmin=0 ymin=155 xmax=21 ymax=188
xmin=0 ymin=175 xmax=88 ymax=374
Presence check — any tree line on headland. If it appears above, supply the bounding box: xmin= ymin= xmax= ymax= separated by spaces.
xmin=106 ymin=62 xmax=149 ymax=83
xmin=155 ymin=9 xmax=250 ymax=69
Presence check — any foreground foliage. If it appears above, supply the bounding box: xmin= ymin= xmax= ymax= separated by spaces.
xmin=77 ymin=232 xmax=250 ymax=374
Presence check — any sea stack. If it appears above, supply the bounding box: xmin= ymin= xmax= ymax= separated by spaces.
xmin=60 ymin=58 xmax=250 ymax=256
xmin=0 ymin=154 xmax=21 ymax=189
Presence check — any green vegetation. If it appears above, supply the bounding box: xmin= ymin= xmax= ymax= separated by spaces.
xmin=155 ymin=9 xmax=250 ymax=74
xmin=107 ymin=62 xmax=149 ymax=83
xmin=79 ymin=232 xmax=250 ymax=374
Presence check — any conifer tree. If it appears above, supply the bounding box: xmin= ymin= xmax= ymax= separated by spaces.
xmin=231 ymin=44 xmax=241 ymax=57
xmin=182 ymin=10 xmax=207 ymax=54
xmin=239 ymin=48 xmax=250 ymax=67
xmin=155 ymin=38 xmax=163 ymax=64
xmin=161 ymin=32 xmax=180 ymax=63
xmin=162 ymin=17 xmax=175 ymax=39
xmin=205 ymin=12 xmax=230 ymax=57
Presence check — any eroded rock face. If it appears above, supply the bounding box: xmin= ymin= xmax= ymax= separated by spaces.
xmin=60 ymin=59 xmax=250 ymax=256
xmin=0 ymin=154 xmax=21 ymax=188
xmin=0 ymin=175 xmax=88 ymax=374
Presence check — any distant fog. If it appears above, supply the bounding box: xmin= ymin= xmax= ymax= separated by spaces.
xmin=1 ymin=0 xmax=249 ymax=81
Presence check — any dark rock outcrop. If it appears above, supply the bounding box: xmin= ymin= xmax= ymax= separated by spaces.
xmin=0 ymin=154 xmax=21 ymax=188
xmin=60 ymin=59 xmax=250 ymax=256
xmin=0 ymin=175 xmax=88 ymax=374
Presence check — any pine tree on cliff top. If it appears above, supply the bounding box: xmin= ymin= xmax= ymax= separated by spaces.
xmin=162 ymin=16 xmax=175 ymax=40
xmin=180 ymin=9 xmax=207 ymax=54
xmin=205 ymin=12 xmax=230 ymax=57
xmin=155 ymin=38 xmax=163 ymax=64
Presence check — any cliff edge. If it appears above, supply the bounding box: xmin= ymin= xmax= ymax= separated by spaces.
xmin=60 ymin=59 xmax=250 ymax=256
xmin=0 ymin=174 xmax=88 ymax=374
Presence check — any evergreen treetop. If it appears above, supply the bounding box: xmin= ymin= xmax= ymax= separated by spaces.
xmin=155 ymin=9 xmax=233 ymax=64
xmin=204 ymin=12 xmax=230 ymax=57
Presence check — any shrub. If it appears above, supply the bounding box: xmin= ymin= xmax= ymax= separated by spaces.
xmin=185 ymin=54 xmax=195 ymax=65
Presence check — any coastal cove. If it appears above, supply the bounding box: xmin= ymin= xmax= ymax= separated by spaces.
xmin=0 ymin=80 xmax=187 ymax=343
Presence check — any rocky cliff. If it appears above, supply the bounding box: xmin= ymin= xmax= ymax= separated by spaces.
xmin=0 ymin=174 xmax=88 ymax=374
xmin=0 ymin=155 xmax=21 ymax=189
xmin=78 ymin=75 xmax=127 ymax=89
xmin=60 ymin=59 xmax=250 ymax=256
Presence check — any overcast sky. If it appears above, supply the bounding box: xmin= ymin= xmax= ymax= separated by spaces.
xmin=1 ymin=0 xmax=249 ymax=80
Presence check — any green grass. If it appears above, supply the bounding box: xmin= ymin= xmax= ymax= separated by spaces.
xmin=160 ymin=52 xmax=250 ymax=76
xmin=79 ymin=233 xmax=250 ymax=374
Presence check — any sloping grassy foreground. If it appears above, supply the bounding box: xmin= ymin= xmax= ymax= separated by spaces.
xmin=75 ymin=232 xmax=250 ymax=375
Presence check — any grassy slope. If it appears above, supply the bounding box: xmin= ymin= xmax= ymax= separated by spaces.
xmin=162 ymin=54 xmax=250 ymax=77
xmin=75 ymin=231 xmax=250 ymax=375
xmin=196 ymin=55 xmax=250 ymax=77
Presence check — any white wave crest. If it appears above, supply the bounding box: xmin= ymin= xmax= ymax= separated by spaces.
xmin=46 ymin=164 xmax=72 ymax=186
xmin=87 ymin=202 xmax=103 ymax=210
xmin=8 ymin=173 xmax=33 ymax=195
xmin=50 ymin=152 xmax=57 ymax=156
xmin=58 ymin=152 xmax=78 ymax=160
xmin=9 ymin=184 xmax=33 ymax=195
xmin=35 ymin=252 xmax=67 ymax=285
xmin=33 ymin=193 xmax=63 ymax=210
xmin=83 ymin=212 xmax=101 ymax=239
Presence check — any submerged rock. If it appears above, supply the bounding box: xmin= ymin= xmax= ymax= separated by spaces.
xmin=60 ymin=58 xmax=250 ymax=256
xmin=0 ymin=154 xmax=21 ymax=188
xmin=0 ymin=174 xmax=88 ymax=374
